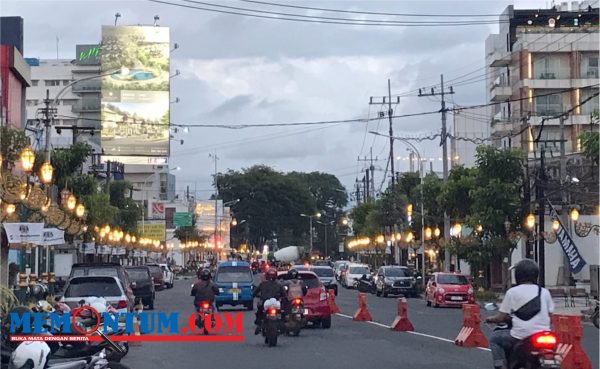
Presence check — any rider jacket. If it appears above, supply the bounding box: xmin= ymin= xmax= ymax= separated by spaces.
xmin=191 ymin=279 xmax=219 ymax=304
xmin=284 ymin=279 xmax=308 ymax=300
xmin=252 ymin=280 xmax=285 ymax=303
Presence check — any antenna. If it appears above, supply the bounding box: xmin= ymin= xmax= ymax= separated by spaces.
xmin=154 ymin=15 xmax=160 ymax=26
xmin=114 ymin=12 xmax=121 ymax=26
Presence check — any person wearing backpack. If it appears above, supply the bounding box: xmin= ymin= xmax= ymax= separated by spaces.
xmin=485 ymin=259 xmax=555 ymax=369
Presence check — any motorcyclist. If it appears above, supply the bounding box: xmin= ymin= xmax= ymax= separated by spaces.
xmin=485 ymin=259 xmax=554 ymax=369
xmin=190 ymin=268 xmax=219 ymax=311
xmin=252 ymin=267 xmax=286 ymax=335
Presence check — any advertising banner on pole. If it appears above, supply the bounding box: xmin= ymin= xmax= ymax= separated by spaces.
xmin=100 ymin=25 xmax=170 ymax=157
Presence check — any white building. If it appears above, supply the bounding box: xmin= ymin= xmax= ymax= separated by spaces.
xmin=451 ymin=106 xmax=491 ymax=168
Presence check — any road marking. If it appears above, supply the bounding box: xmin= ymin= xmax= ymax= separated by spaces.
xmin=335 ymin=313 xmax=491 ymax=352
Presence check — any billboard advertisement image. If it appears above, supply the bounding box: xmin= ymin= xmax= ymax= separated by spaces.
xmin=101 ymin=26 xmax=170 ymax=157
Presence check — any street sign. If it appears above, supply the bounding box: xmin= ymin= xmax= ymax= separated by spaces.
xmin=174 ymin=212 xmax=192 ymax=227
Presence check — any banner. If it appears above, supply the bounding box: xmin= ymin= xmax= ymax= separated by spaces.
xmin=3 ymin=223 xmax=44 ymax=244
xmin=41 ymin=228 xmax=65 ymax=246
xmin=549 ymin=202 xmax=587 ymax=274
xmin=100 ymin=25 xmax=170 ymax=158
xmin=102 ymin=245 xmax=112 ymax=255
xmin=137 ymin=220 xmax=166 ymax=241
xmin=80 ymin=242 xmax=97 ymax=254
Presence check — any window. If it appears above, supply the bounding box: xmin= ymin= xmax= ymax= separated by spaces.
xmin=581 ymin=53 xmax=599 ymax=78
xmin=65 ymin=278 xmax=122 ymax=297
xmin=26 ymin=100 xmax=39 ymax=107
xmin=45 ymin=80 xmax=60 ymax=86
xmin=216 ymin=266 xmax=253 ymax=283
xmin=62 ymin=99 xmax=78 ymax=106
xmin=437 ymin=275 xmax=469 ymax=285
xmin=535 ymin=90 xmax=563 ymax=116
xmin=533 ymin=53 xmax=569 ymax=79
xmin=31 ymin=80 xmax=39 ymax=86
xmin=581 ymin=88 xmax=600 ymax=115
xmin=63 ymin=80 xmax=72 ymax=86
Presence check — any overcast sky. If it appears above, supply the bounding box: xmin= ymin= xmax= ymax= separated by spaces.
xmin=4 ymin=0 xmax=549 ymax=200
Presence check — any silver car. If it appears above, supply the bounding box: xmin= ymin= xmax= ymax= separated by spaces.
xmin=61 ymin=276 xmax=131 ymax=313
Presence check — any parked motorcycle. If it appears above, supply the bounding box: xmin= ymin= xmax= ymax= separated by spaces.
xmin=262 ymin=299 xmax=281 ymax=347
xmin=355 ymin=274 xmax=376 ymax=294
xmin=282 ymin=298 xmax=305 ymax=336
xmin=484 ymin=303 xmax=561 ymax=369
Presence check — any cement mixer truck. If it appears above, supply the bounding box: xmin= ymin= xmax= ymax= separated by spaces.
xmin=262 ymin=246 xmax=306 ymax=265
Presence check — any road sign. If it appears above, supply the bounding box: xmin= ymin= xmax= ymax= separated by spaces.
xmin=174 ymin=212 xmax=192 ymax=227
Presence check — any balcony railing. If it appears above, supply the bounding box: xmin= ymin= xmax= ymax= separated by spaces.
xmin=71 ymin=80 xmax=101 ymax=93
xmin=72 ymin=101 xmax=101 ymax=113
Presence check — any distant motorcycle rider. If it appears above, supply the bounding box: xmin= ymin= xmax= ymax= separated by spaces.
xmin=283 ymin=268 xmax=307 ymax=300
xmin=191 ymin=268 xmax=219 ymax=310
xmin=252 ymin=267 xmax=285 ymax=334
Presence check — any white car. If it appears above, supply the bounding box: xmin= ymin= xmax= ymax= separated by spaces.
xmin=159 ymin=263 xmax=174 ymax=289
xmin=61 ymin=276 xmax=131 ymax=313
xmin=342 ymin=264 xmax=371 ymax=289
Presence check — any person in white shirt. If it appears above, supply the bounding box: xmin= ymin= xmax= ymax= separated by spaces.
xmin=485 ymin=259 xmax=555 ymax=369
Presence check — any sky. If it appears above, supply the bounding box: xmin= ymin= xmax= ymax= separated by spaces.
xmin=2 ymin=0 xmax=551 ymax=200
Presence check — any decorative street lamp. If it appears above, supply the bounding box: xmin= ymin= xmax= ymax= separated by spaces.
xmin=39 ymin=161 xmax=53 ymax=184
xmin=75 ymin=203 xmax=85 ymax=218
xmin=67 ymin=194 xmax=76 ymax=211
xmin=526 ymin=213 xmax=536 ymax=230
xmin=20 ymin=147 xmax=35 ymax=173
xmin=569 ymin=208 xmax=580 ymax=222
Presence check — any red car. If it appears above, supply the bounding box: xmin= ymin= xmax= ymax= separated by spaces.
xmin=277 ymin=271 xmax=332 ymax=328
xmin=425 ymin=272 xmax=475 ymax=307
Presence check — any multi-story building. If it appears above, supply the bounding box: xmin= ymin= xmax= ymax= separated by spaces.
xmin=451 ymin=106 xmax=492 ymax=168
xmin=486 ymin=2 xmax=599 ymax=156
xmin=0 ymin=16 xmax=30 ymax=129
xmin=125 ymin=164 xmax=176 ymax=212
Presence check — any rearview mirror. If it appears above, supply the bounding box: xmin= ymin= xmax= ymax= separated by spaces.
xmin=484 ymin=303 xmax=498 ymax=311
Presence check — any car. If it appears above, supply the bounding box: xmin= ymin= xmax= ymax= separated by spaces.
xmin=125 ymin=266 xmax=156 ymax=309
xmin=333 ymin=261 xmax=348 ymax=281
xmin=146 ymin=264 xmax=165 ymax=291
xmin=425 ymin=272 xmax=475 ymax=308
xmin=158 ymin=263 xmax=174 ymax=289
xmin=277 ymin=270 xmax=332 ymax=328
xmin=312 ymin=260 xmax=333 ymax=267
xmin=374 ymin=266 xmax=418 ymax=298
xmin=61 ymin=276 xmax=131 ymax=313
xmin=68 ymin=263 xmax=135 ymax=308
xmin=341 ymin=263 xmax=371 ymax=289
xmin=214 ymin=261 xmax=254 ymax=310
xmin=293 ymin=265 xmax=338 ymax=296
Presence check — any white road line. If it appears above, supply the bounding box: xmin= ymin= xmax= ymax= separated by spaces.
xmin=335 ymin=313 xmax=491 ymax=352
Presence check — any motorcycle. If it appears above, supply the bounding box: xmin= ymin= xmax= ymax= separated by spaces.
xmin=484 ymin=303 xmax=561 ymax=369
xmin=355 ymin=274 xmax=376 ymax=294
xmin=195 ymin=300 xmax=214 ymax=335
xmin=589 ymin=298 xmax=599 ymax=329
xmin=282 ymin=298 xmax=305 ymax=336
xmin=262 ymin=299 xmax=281 ymax=347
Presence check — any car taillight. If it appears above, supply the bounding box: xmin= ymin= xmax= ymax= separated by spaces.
xmin=531 ymin=332 xmax=558 ymax=350
xmin=116 ymin=300 xmax=128 ymax=309
xmin=267 ymin=308 xmax=277 ymax=316
xmin=201 ymin=302 xmax=210 ymax=310
xmin=292 ymin=298 xmax=302 ymax=305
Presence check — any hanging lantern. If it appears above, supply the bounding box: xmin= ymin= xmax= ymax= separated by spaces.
xmin=67 ymin=194 xmax=76 ymax=211
xmin=476 ymin=224 xmax=483 ymax=233
xmin=434 ymin=227 xmax=441 ymax=237
xmin=125 ymin=234 xmax=131 ymax=243
xmin=526 ymin=214 xmax=536 ymax=229
xmin=452 ymin=223 xmax=462 ymax=236
xmin=104 ymin=225 xmax=111 ymax=234
xmin=75 ymin=203 xmax=85 ymax=218
xmin=20 ymin=147 xmax=35 ymax=173
xmin=39 ymin=161 xmax=53 ymax=184
xmin=552 ymin=219 xmax=560 ymax=231
xmin=405 ymin=232 xmax=414 ymax=243
xmin=425 ymin=227 xmax=432 ymax=240
xmin=570 ymin=208 xmax=579 ymax=222
xmin=6 ymin=204 xmax=16 ymax=215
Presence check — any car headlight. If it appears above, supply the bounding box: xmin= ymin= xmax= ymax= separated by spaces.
xmin=437 ymin=287 xmax=445 ymax=294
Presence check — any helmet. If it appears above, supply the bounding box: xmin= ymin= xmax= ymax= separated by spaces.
xmin=265 ymin=267 xmax=278 ymax=281
xmin=89 ymin=300 xmax=108 ymax=315
xmin=287 ymin=268 xmax=299 ymax=279
xmin=35 ymin=300 xmax=54 ymax=313
xmin=512 ymin=259 xmax=539 ymax=285
xmin=199 ymin=268 xmax=211 ymax=281
xmin=30 ymin=283 xmax=48 ymax=301
xmin=10 ymin=341 xmax=50 ymax=369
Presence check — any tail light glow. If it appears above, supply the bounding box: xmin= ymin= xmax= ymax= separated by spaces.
xmin=292 ymin=298 xmax=302 ymax=305
xmin=267 ymin=308 xmax=278 ymax=316
xmin=531 ymin=332 xmax=558 ymax=350
xmin=201 ymin=302 xmax=210 ymax=310
xmin=116 ymin=300 xmax=128 ymax=309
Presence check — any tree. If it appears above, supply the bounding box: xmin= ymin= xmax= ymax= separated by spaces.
xmin=0 ymin=126 xmax=29 ymax=171
xmin=579 ymin=130 xmax=599 ymax=165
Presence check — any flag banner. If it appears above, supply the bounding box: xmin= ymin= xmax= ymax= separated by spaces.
xmin=549 ymin=202 xmax=587 ymax=274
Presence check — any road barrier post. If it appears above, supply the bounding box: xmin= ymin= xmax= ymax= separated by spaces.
xmin=454 ymin=303 xmax=488 ymax=348
xmin=390 ymin=297 xmax=414 ymax=331
xmin=353 ymin=293 xmax=372 ymax=321
xmin=552 ymin=314 xmax=591 ymax=369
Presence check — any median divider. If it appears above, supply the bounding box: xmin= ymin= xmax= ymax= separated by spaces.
xmin=327 ymin=289 xmax=341 ymax=314
xmin=352 ymin=293 xmax=372 ymax=321
xmin=551 ymin=314 xmax=591 ymax=369
xmin=390 ymin=297 xmax=414 ymax=332
xmin=454 ymin=303 xmax=488 ymax=348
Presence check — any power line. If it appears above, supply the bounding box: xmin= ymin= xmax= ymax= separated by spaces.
xmin=149 ymin=0 xmax=508 ymax=26
xmin=238 ymin=0 xmax=502 ymax=18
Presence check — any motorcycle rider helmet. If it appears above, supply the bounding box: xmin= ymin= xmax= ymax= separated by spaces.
xmin=9 ymin=341 xmax=50 ymax=369
xmin=512 ymin=258 xmax=539 ymax=285
xmin=89 ymin=299 xmax=108 ymax=315
xmin=30 ymin=283 xmax=48 ymax=301
xmin=265 ymin=267 xmax=278 ymax=281
xmin=287 ymin=268 xmax=299 ymax=280
xmin=35 ymin=300 xmax=54 ymax=313
xmin=199 ymin=268 xmax=211 ymax=281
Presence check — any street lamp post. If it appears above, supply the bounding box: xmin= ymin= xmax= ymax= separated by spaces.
xmin=316 ymin=220 xmax=335 ymax=258
xmin=301 ymin=213 xmax=321 ymax=254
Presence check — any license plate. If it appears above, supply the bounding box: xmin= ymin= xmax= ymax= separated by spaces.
xmin=229 ymin=288 xmax=241 ymax=293
xmin=303 ymin=309 xmax=309 ymax=315
xmin=451 ymin=296 xmax=463 ymax=301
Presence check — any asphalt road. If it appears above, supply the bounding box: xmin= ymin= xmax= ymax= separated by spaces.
xmin=119 ymin=280 xmax=503 ymax=369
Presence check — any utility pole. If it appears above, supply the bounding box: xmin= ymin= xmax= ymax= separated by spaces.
xmin=537 ymin=147 xmax=546 ymax=287
xmin=419 ymin=74 xmax=455 ymax=272
xmin=558 ymin=114 xmax=570 ymax=285
xmin=40 ymin=89 xmax=56 ymax=161
xmin=210 ymin=153 xmax=219 ymax=255
xmin=358 ymin=148 xmax=377 ymax=199
xmin=369 ymin=79 xmax=400 ymax=185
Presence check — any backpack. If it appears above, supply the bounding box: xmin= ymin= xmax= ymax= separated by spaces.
xmin=287 ymin=281 xmax=304 ymax=299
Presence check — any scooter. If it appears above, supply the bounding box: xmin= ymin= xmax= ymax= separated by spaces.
xmin=484 ymin=303 xmax=561 ymax=369
xmin=262 ymin=299 xmax=281 ymax=347
xmin=282 ymin=298 xmax=305 ymax=336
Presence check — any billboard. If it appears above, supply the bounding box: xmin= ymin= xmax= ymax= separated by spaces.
xmin=100 ymin=26 xmax=170 ymax=157
xmin=137 ymin=220 xmax=166 ymax=241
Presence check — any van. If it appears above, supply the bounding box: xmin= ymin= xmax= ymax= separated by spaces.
xmin=214 ymin=261 xmax=254 ymax=310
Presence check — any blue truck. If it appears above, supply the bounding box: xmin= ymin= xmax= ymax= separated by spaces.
xmin=214 ymin=261 xmax=254 ymax=310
